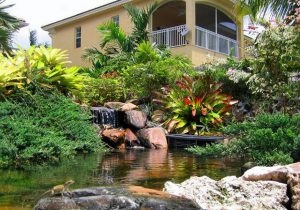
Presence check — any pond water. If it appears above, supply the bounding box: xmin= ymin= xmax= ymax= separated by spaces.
xmin=0 ymin=149 xmax=245 ymax=210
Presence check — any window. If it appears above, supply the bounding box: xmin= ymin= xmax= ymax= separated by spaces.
xmin=196 ymin=4 xmax=216 ymax=32
xmin=196 ymin=4 xmax=237 ymax=40
xmin=112 ymin=15 xmax=119 ymax=27
xmin=75 ymin=27 xmax=81 ymax=48
xmin=217 ymin=10 xmax=237 ymax=40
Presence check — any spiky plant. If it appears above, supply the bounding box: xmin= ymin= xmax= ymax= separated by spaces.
xmin=164 ymin=76 xmax=238 ymax=135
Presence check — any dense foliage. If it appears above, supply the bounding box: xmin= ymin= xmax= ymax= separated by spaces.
xmin=79 ymin=42 xmax=194 ymax=105
xmin=0 ymin=46 xmax=106 ymax=168
xmin=187 ymin=113 xmax=300 ymax=165
xmin=0 ymin=91 xmax=106 ymax=168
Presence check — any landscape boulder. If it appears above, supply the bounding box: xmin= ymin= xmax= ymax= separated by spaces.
xmin=242 ymin=162 xmax=300 ymax=183
xmin=125 ymin=110 xmax=147 ymax=129
xmin=120 ymin=103 xmax=137 ymax=112
xmin=165 ymin=176 xmax=288 ymax=210
xmin=34 ymin=186 xmax=199 ymax=210
xmin=137 ymin=127 xmax=168 ymax=149
xmin=102 ymin=129 xmax=125 ymax=149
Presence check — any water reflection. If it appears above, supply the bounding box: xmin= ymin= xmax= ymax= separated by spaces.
xmin=0 ymin=149 xmax=244 ymax=209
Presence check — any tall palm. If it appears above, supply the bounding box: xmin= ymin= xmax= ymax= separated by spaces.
xmin=124 ymin=2 xmax=159 ymax=44
xmin=234 ymin=0 xmax=291 ymax=23
xmin=0 ymin=0 xmax=22 ymax=53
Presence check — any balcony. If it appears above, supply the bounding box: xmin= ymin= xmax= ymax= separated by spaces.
xmin=150 ymin=25 xmax=239 ymax=57
xmin=195 ymin=26 xmax=238 ymax=57
xmin=150 ymin=25 xmax=187 ymax=48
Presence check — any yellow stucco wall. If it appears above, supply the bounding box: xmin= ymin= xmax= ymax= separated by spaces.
xmin=47 ymin=0 xmax=244 ymax=67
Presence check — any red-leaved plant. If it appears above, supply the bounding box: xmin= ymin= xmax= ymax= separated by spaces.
xmin=164 ymin=75 xmax=238 ymax=135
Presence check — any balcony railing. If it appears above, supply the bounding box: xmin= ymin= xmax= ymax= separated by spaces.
xmin=150 ymin=25 xmax=187 ymax=48
xmin=195 ymin=26 xmax=238 ymax=57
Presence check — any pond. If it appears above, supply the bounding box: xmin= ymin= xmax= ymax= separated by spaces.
xmin=0 ymin=149 xmax=245 ymax=210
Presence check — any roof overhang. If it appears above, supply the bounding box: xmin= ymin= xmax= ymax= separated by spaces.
xmin=42 ymin=0 xmax=131 ymax=31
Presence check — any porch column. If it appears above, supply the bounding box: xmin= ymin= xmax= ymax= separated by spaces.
xmin=185 ymin=0 xmax=196 ymax=46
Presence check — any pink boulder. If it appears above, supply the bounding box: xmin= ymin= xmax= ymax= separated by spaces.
xmin=137 ymin=127 xmax=168 ymax=149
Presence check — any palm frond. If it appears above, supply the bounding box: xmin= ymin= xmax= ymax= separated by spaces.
xmin=234 ymin=0 xmax=291 ymax=22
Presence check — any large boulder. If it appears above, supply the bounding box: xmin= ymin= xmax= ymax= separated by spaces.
xmin=125 ymin=110 xmax=147 ymax=129
xmin=242 ymin=162 xmax=300 ymax=210
xmin=102 ymin=129 xmax=125 ymax=149
xmin=242 ymin=162 xmax=300 ymax=183
xmin=34 ymin=186 xmax=199 ymax=210
xmin=137 ymin=127 xmax=168 ymax=149
xmin=165 ymin=176 xmax=288 ymax=210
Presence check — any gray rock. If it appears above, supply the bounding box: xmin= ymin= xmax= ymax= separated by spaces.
xmin=164 ymin=176 xmax=289 ymax=210
xmin=34 ymin=186 xmax=199 ymax=210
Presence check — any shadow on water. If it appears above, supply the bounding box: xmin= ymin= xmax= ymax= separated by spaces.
xmin=0 ymin=149 xmax=245 ymax=209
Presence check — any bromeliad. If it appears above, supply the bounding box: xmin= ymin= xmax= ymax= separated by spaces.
xmin=164 ymin=75 xmax=238 ymax=135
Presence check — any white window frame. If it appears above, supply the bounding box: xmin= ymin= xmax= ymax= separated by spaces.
xmin=75 ymin=27 xmax=81 ymax=48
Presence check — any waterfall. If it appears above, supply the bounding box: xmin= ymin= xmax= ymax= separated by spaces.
xmin=91 ymin=107 xmax=122 ymax=128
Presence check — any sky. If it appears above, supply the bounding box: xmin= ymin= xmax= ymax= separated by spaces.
xmin=5 ymin=0 xmax=115 ymax=48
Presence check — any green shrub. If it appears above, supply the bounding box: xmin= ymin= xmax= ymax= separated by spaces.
xmin=0 ymin=91 xmax=106 ymax=168
xmin=79 ymin=77 xmax=125 ymax=106
xmin=121 ymin=56 xmax=195 ymax=99
xmin=187 ymin=113 xmax=300 ymax=166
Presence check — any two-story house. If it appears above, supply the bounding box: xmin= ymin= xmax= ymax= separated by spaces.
xmin=42 ymin=0 xmax=244 ymax=66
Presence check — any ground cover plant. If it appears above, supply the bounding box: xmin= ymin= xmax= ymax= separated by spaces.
xmin=0 ymin=91 xmax=106 ymax=168
xmin=187 ymin=113 xmax=300 ymax=166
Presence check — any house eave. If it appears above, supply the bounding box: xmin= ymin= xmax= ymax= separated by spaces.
xmin=42 ymin=0 xmax=131 ymax=31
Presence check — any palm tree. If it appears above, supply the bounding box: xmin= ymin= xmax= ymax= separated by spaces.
xmin=97 ymin=21 xmax=134 ymax=54
xmin=234 ymin=0 xmax=291 ymax=23
xmin=83 ymin=2 xmax=159 ymax=67
xmin=29 ymin=30 xmax=38 ymax=46
xmin=124 ymin=2 xmax=159 ymax=44
xmin=0 ymin=0 xmax=22 ymax=53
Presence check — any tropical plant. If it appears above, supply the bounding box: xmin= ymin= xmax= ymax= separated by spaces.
xmin=0 ymin=0 xmax=22 ymax=52
xmin=83 ymin=2 xmax=159 ymax=67
xmin=187 ymin=113 xmax=300 ymax=166
xmin=1 ymin=46 xmax=88 ymax=95
xmin=124 ymin=2 xmax=159 ymax=44
xmin=0 ymin=54 xmax=24 ymax=96
xmin=234 ymin=0 xmax=291 ymax=22
xmin=82 ymin=47 xmax=109 ymax=70
xmin=97 ymin=21 xmax=134 ymax=54
xmin=163 ymin=75 xmax=238 ymax=135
